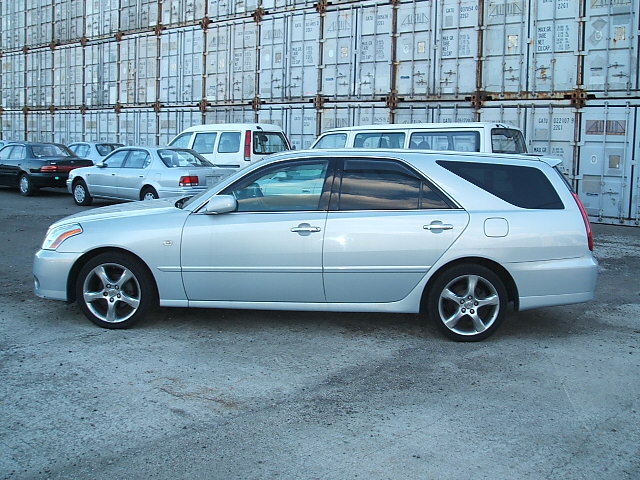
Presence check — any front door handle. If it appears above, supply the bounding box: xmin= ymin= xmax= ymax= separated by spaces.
xmin=291 ymin=223 xmax=321 ymax=236
xmin=424 ymin=222 xmax=454 ymax=231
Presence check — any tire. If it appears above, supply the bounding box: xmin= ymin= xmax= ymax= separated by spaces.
xmin=18 ymin=174 xmax=37 ymax=196
xmin=426 ymin=264 xmax=507 ymax=342
xmin=141 ymin=187 xmax=159 ymax=201
xmin=75 ymin=252 xmax=157 ymax=329
xmin=72 ymin=180 xmax=93 ymax=206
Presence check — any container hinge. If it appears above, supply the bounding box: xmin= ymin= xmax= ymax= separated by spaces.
xmin=114 ymin=103 xmax=123 ymax=114
xmin=22 ymin=106 xmax=30 ymax=114
xmin=154 ymin=24 xmax=165 ymax=37
xmin=80 ymin=105 xmax=88 ymax=115
xmin=252 ymin=96 xmax=262 ymax=111
xmin=568 ymin=88 xmax=589 ymax=109
xmin=115 ymin=31 xmax=125 ymax=42
xmin=200 ymin=17 xmax=211 ymax=30
xmin=153 ymin=101 xmax=162 ymax=113
xmin=385 ymin=92 xmax=400 ymax=109
xmin=48 ymin=105 xmax=56 ymax=114
xmin=253 ymin=8 xmax=266 ymax=23
xmin=0 ymin=50 xmax=3 ymax=59
xmin=315 ymin=0 xmax=329 ymax=14
xmin=49 ymin=40 xmax=59 ymax=51
xmin=0 ymin=106 xmax=4 ymax=115
xmin=198 ymin=99 xmax=208 ymax=113
xmin=468 ymin=90 xmax=492 ymax=109
xmin=313 ymin=94 xmax=325 ymax=110
xmin=80 ymin=36 xmax=88 ymax=47
xmin=22 ymin=46 xmax=29 ymax=54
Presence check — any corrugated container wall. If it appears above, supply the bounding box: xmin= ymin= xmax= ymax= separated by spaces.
xmin=0 ymin=0 xmax=638 ymax=225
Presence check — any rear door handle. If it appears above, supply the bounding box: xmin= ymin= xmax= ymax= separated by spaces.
xmin=424 ymin=222 xmax=454 ymax=231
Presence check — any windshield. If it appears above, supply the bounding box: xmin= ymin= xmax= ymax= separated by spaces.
xmin=491 ymin=128 xmax=527 ymax=154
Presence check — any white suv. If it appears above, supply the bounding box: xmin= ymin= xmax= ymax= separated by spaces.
xmin=311 ymin=122 xmax=527 ymax=154
xmin=168 ymin=123 xmax=291 ymax=170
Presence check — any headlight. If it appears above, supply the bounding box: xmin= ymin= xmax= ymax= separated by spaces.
xmin=42 ymin=223 xmax=83 ymax=250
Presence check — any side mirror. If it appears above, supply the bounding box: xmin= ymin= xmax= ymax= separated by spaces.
xmin=96 ymin=162 xmax=106 ymax=168
xmin=204 ymin=195 xmax=237 ymax=214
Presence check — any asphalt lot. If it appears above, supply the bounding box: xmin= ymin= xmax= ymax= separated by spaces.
xmin=0 ymin=187 xmax=639 ymax=480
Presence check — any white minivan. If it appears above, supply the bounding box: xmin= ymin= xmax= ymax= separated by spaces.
xmin=310 ymin=122 xmax=528 ymax=154
xmin=168 ymin=123 xmax=291 ymax=169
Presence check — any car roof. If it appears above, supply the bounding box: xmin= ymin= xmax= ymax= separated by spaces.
xmin=267 ymin=148 xmax=559 ymax=167
xmin=179 ymin=123 xmax=285 ymax=133
xmin=318 ymin=122 xmax=520 ymax=133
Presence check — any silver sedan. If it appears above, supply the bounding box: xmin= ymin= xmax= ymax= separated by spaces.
xmin=37 ymin=149 xmax=598 ymax=341
xmin=67 ymin=146 xmax=225 ymax=206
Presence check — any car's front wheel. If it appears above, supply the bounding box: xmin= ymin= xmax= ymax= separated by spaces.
xmin=18 ymin=174 xmax=37 ymax=196
xmin=72 ymin=180 xmax=93 ymax=206
xmin=426 ymin=264 xmax=507 ymax=341
xmin=76 ymin=252 xmax=157 ymax=329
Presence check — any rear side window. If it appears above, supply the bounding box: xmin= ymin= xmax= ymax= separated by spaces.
xmin=409 ymin=132 xmax=480 ymax=152
xmin=192 ymin=133 xmax=217 ymax=154
xmin=353 ymin=132 xmax=405 ymax=149
xmin=253 ymin=132 xmax=289 ymax=154
xmin=334 ymin=159 xmax=453 ymax=210
xmin=438 ymin=160 xmax=564 ymax=209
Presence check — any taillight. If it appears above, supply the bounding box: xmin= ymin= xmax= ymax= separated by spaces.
xmin=572 ymin=192 xmax=593 ymax=251
xmin=41 ymin=165 xmax=59 ymax=172
xmin=179 ymin=175 xmax=199 ymax=187
xmin=244 ymin=130 xmax=252 ymax=161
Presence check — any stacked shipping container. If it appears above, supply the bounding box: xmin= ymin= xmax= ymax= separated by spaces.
xmin=0 ymin=0 xmax=638 ymax=224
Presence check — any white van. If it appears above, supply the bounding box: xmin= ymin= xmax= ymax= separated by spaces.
xmin=168 ymin=123 xmax=291 ymax=169
xmin=310 ymin=122 xmax=528 ymax=154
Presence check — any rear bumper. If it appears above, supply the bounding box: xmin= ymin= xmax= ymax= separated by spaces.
xmin=509 ymin=254 xmax=599 ymax=310
xmin=30 ymin=172 xmax=69 ymax=189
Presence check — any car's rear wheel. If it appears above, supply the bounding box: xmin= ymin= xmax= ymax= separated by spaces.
xmin=427 ymin=264 xmax=507 ymax=341
xmin=18 ymin=174 xmax=37 ymax=196
xmin=72 ymin=180 xmax=93 ymax=206
xmin=76 ymin=252 xmax=157 ymax=329
xmin=141 ymin=187 xmax=158 ymax=201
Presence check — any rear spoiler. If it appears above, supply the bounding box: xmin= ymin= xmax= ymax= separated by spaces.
xmin=522 ymin=153 xmax=563 ymax=167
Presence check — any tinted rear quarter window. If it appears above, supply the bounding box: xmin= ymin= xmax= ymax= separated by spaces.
xmin=438 ymin=160 xmax=564 ymax=209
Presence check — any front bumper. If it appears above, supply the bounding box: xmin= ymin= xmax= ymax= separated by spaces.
xmin=33 ymin=249 xmax=83 ymax=301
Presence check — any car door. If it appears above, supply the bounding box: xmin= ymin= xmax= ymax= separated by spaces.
xmin=86 ymin=149 xmax=128 ymax=197
xmin=0 ymin=146 xmax=20 ymax=186
xmin=323 ymin=158 xmax=470 ymax=303
xmin=117 ymin=149 xmax=151 ymax=200
xmin=180 ymin=159 xmax=332 ymax=303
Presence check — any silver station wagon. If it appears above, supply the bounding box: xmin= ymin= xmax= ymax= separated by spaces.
xmin=34 ymin=149 xmax=598 ymax=341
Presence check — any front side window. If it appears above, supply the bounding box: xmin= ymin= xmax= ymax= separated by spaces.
xmin=223 ymin=160 xmax=330 ymax=212
xmin=491 ymin=128 xmax=527 ymax=154
xmin=192 ymin=133 xmax=217 ymax=154
xmin=334 ymin=159 xmax=452 ymax=210
xmin=218 ymin=132 xmax=241 ymax=153
xmin=123 ymin=150 xmax=150 ymax=169
xmin=253 ymin=131 xmax=289 ymax=154
xmin=438 ymin=160 xmax=564 ymax=209
xmin=0 ymin=146 xmax=15 ymax=160
xmin=313 ymin=133 xmax=347 ymax=149
xmin=353 ymin=132 xmax=406 ymax=149
xmin=103 ymin=150 xmax=128 ymax=168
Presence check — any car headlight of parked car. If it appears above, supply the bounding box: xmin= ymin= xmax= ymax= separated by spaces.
xmin=42 ymin=223 xmax=83 ymax=250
